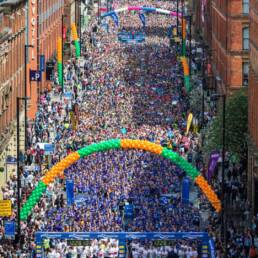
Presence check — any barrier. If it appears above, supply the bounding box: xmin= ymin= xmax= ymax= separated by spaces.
xmin=20 ymin=139 xmax=221 ymax=221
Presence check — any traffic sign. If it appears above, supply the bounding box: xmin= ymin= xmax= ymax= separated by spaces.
xmin=0 ymin=200 xmax=12 ymax=217
xmin=4 ymin=221 xmax=15 ymax=238
xmin=44 ymin=144 xmax=54 ymax=155
xmin=30 ymin=70 xmax=42 ymax=82
xmin=40 ymin=55 xmax=45 ymax=71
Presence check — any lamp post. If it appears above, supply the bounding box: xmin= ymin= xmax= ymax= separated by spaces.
xmin=181 ymin=0 xmax=184 ymax=56
xmin=201 ymin=45 xmax=206 ymax=127
xmin=24 ymin=45 xmax=33 ymax=150
xmin=176 ymin=0 xmax=179 ymax=36
xmin=98 ymin=0 xmax=101 ymax=24
xmin=188 ymin=15 xmax=192 ymax=76
xmin=80 ymin=14 xmax=83 ymax=53
xmin=212 ymin=77 xmax=227 ymax=256
xmin=16 ymin=96 xmax=29 ymax=247
xmin=61 ymin=15 xmax=67 ymax=93
xmin=79 ymin=0 xmax=82 ymax=56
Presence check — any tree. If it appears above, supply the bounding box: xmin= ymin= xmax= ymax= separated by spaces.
xmin=203 ymin=89 xmax=248 ymax=161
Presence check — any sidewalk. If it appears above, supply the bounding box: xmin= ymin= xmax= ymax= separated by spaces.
xmin=0 ymin=111 xmax=25 ymax=199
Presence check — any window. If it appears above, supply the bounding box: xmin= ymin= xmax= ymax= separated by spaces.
xmin=243 ymin=0 xmax=249 ymax=14
xmin=243 ymin=27 xmax=249 ymax=50
xmin=242 ymin=62 xmax=249 ymax=86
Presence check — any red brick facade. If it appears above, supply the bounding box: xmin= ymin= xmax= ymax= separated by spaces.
xmin=0 ymin=1 xmax=26 ymax=133
xmin=211 ymin=0 xmax=249 ymax=92
xmin=249 ymin=0 xmax=258 ymax=147
xmin=248 ymin=0 xmax=258 ymax=213
xmin=193 ymin=0 xmax=249 ymax=92
xmin=27 ymin=0 xmax=65 ymax=119
xmin=26 ymin=0 xmax=79 ymax=120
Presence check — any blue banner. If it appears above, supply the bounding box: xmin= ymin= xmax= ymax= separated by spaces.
xmin=208 ymin=239 xmax=216 ymax=258
xmin=30 ymin=70 xmax=42 ymax=82
xmin=182 ymin=177 xmax=190 ymax=204
xmin=35 ymin=231 xmax=212 ymax=258
xmin=139 ymin=13 xmax=146 ymax=27
xmin=168 ymin=25 xmax=175 ymax=38
xmin=66 ymin=179 xmax=74 ymax=206
xmin=40 ymin=55 xmax=45 ymax=71
xmin=35 ymin=231 xmax=209 ymax=241
xmin=110 ymin=12 xmax=119 ymax=27
xmin=124 ymin=204 xmax=134 ymax=218
xmin=4 ymin=221 xmax=15 ymax=238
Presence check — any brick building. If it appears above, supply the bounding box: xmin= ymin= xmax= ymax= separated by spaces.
xmin=26 ymin=0 xmax=83 ymax=120
xmin=248 ymin=0 xmax=258 ymax=215
xmin=212 ymin=0 xmax=250 ymax=92
xmin=0 ymin=0 xmax=26 ymax=136
xmin=27 ymin=0 xmax=66 ymax=119
xmin=192 ymin=0 xmax=250 ymax=92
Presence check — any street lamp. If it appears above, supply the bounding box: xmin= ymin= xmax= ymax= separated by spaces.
xmin=181 ymin=0 xmax=184 ymax=55
xmin=16 ymin=96 xmax=30 ymax=247
xmin=79 ymin=0 xmax=82 ymax=56
xmin=80 ymin=14 xmax=83 ymax=54
xmin=211 ymin=77 xmax=227 ymax=256
xmin=184 ymin=15 xmax=192 ymax=76
xmin=24 ymin=44 xmax=33 ymax=150
xmin=62 ymin=15 xmax=67 ymax=93
xmin=98 ymin=0 xmax=101 ymax=24
xmin=176 ymin=0 xmax=179 ymax=36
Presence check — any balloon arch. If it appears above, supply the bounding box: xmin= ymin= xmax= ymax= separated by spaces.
xmin=20 ymin=139 xmax=221 ymax=221
xmin=101 ymin=6 xmax=183 ymax=19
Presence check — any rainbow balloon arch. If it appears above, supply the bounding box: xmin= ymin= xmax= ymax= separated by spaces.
xmin=20 ymin=139 xmax=221 ymax=221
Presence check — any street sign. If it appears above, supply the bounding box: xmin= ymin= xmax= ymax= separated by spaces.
xmin=64 ymin=91 xmax=73 ymax=100
xmin=44 ymin=144 xmax=54 ymax=155
xmin=30 ymin=70 xmax=42 ymax=82
xmin=4 ymin=221 xmax=15 ymax=238
xmin=40 ymin=55 xmax=45 ymax=71
xmin=6 ymin=155 xmax=16 ymax=164
xmin=0 ymin=200 xmax=12 ymax=217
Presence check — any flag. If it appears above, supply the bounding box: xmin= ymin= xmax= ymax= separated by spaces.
xmin=110 ymin=12 xmax=119 ymax=27
xmin=182 ymin=178 xmax=190 ymax=204
xmin=66 ymin=179 xmax=74 ymax=206
xmin=186 ymin=113 xmax=193 ymax=134
xmin=139 ymin=13 xmax=146 ymax=27
xmin=207 ymin=151 xmax=220 ymax=182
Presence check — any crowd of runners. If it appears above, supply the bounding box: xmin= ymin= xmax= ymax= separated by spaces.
xmin=0 ymin=0 xmax=256 ymax=257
